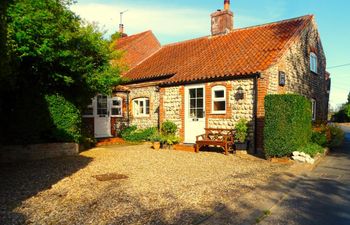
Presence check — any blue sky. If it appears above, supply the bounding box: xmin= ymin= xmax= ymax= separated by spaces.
xmin=71 ymin=0 xmax=350 ymax=108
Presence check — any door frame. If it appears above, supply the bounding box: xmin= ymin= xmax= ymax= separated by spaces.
xmin=184 ymin=84 xmax=206 ymax=143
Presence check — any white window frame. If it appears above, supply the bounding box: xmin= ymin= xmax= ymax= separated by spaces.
xmin=310 ymin=52 xmax=318 ymax=74
xmin=133 ymin=98 xmax=150 ymax=117
xmin=311 ymin=99 xmax=317 ymax=121
xmin=83 ymin=98 xmax=94 ymax=118
xmin=211 ymin=86 xmax=226 ymax=114
xmin=111 ymin=97 xmax=123 ymax=117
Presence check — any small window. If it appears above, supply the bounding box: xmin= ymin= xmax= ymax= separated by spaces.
xmin=310 ymin=52 xmax=318 ymax=73
xmin=111 ymin=97 xmax=123 ymax=117
xmin=311 ymin=99 xmax=317 ymax=121
xmin=133 ymin=98 xmax=150 ymax=117
xmin=83 ymin=99 xmax=94 ymax=117
xmin=212 ymin=86 xmax=226 ymax=114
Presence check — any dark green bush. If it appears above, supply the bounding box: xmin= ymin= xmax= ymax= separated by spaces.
xmin=264 ymin=94 xmax=312 ymax=157
xmin=298 ymin=143 xmax=324 ymax=157
xmin=45 ymin=94 xmax=82 ymax=143
xmin=311 ymin=130 xmax=328 ymax=147
xmin=120 ymin=126 xmax=157 ymax=142
xmin=161 ymin=120 xmax=177 ymax=135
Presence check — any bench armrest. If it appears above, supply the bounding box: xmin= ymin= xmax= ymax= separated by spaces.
xmin=196 ymin=134 xmax=206 ymax=141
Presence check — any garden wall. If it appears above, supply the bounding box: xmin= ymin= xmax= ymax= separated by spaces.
xmin=0 ymin=143 xmax=79 ymax=163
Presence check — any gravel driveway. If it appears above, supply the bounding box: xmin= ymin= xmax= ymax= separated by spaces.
xmin=0 ymin=144 xmax=290 ymax=224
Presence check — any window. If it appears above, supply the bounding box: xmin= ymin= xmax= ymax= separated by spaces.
xmin=83 ymin=99 xmax=94 ymax=117
xmin=133 ymin=98 xmax=150 ymax=117
xmin=97 ymin=95 xmax=108 ymax=116
xmin=211 ymin=86 xmax=226 ymax=114
xmin=311 ymin=99 xmax=317 ymax=121
xmin=111 ymin=97 xmax=122 ymax=117
xmin=189 ymin=87 xmax=204 ymax=118
xmin=310 ymin=52 xmax=318 ymax=73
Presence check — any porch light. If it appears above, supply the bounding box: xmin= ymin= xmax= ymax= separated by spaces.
xmin=237 ymin=87 xmax=244 ymax=100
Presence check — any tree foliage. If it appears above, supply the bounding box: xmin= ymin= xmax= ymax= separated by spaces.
xmin=1 ymin=0 xmax=122 ymax=144
xmin=6 ymin=0 xmax=121 ymax=105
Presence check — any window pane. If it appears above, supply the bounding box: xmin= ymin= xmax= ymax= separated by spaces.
xmin=146 ymin=106 xmax=150 ymax=115
xmin=190 ymin=99 xmax=196 ymax=108
xmin=113 ymin=100 xmax=121 ymax=106
xmin=197 ymin=109 xmax=204 ymax=118
xmin=215 ymin=90 xmax=225 ymax=98
xmin=190 ymin=108 xmax=196 ymax=118
xmin=146 ymin=99 xmax=150 ymax=108
xmin=197 ymin=88 xmax=203 ymax=98
xmin=214 ymin=101 xmax=226 ymax=111
xmin=189 ymin=89 xmax=196 ymax=98
xmin=111 ymin=108 xmax=121 ymax=116
xmin=197 ymin=98 xmax=203 ymax=108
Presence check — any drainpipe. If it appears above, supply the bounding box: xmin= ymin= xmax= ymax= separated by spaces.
xmin=127 ymin=91 xmax=130 ymax=127
xmin=253 ymin=74 xmax=259 ymax=154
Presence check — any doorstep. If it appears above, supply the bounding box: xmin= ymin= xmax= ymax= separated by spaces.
xmin=173 ymin=144 xmax=196 ymax=152
xmin=96 ymin=137 xmax=125 ymax=147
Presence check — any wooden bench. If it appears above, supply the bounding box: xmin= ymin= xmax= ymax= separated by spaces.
xmin=195 ymin=128 xmax=235 ymax=155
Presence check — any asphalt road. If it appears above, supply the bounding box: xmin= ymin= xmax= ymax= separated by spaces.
xmin=260 ymin=125 xmax=350 ymax=225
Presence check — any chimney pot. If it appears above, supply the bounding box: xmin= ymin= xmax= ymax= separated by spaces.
xmin=224 ymin=0 xmax=230 ymax=11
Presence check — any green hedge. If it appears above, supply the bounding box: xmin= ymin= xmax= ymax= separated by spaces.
xmin=264 ymin=94 xmax=312 ymax=157
xmin=45 ymin=94 xmax=82 ymax=143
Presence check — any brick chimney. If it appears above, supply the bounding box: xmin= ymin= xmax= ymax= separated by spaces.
xmin=211 ymin=0 xmax=233 ymax=36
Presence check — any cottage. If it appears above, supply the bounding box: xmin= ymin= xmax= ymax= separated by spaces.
xmin=83 ymin=0 xmax=330 ymax=153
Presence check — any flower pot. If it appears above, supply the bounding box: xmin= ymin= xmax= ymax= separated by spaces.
xmin=235 ymin=141 xmax=249 ymax=150
xmin=153 ymin=142 xmax=160 ymax=150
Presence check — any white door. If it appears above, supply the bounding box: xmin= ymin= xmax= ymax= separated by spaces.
xmin=94 ymin=95 xmax=112 ymax=138
xmin=184 ymin=84 xmax=206 ymax=143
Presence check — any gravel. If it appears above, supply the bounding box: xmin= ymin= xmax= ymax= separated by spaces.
xmin=0 ymin=144 xmax=290 ymax=224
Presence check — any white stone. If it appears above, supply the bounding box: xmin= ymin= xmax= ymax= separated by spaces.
xmin=292 ymin=151 xmax=300 ymax=156
xmin=299 ymin=152 xmax=307 ymax=157
xmin=292 ymin=155 xmax=306 ymax=162
xmin=305 ymin=158 xmax=315 ymax=164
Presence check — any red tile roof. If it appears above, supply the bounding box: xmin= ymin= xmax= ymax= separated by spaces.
xmin=123 ymin=15 xmax=313 ymax=84
xmin=115 ymin=30 xmax=161 ymax=69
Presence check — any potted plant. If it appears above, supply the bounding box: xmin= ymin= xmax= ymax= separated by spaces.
xmin=160 ymin=134 xmax=181 ymax=150
xmin=235 ymin=118 xmax=249 ymax=151
xmin=150 ymin=133 xmax=161 ymax=150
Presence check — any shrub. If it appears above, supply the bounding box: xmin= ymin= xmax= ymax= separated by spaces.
xmin=120 ymin=126 xmax=157 ymax=142
xmin=328 ymin=125 xmax=345 ymax=147
xmin=298 ymin=143 xmax=324 ymax=157
xmin=311 ymin=130 xmax=328 ymax=147
xmin=149 ymin=132 xmax=162 ymax=142
xmin=45 ymin=94 xmax=82 ymax=143
xmin=264 ymin=94 xmax=312 ymax=157
xmin=160 ymin=134 xmax=181 ymax=145
xmin=161 ymin=120 xmax=177 ymax=135
xmin=235 ymin=118 xmax=248 ymax=143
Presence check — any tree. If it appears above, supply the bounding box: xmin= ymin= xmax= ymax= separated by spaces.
xmin=347 ymin=91 xmax=350 ymax=104
xmin=7 ymin=0 xmax=121 ymax=105
xmin=1 ymin=0 xmax=122 ymax=144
